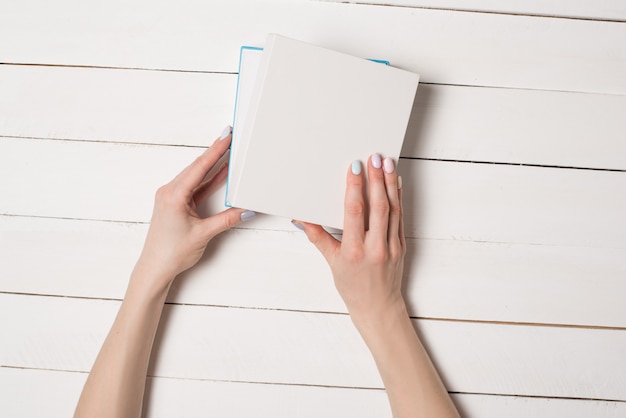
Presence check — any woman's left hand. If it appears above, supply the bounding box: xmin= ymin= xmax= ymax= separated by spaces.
xmin=136 ymin=126 xmax=253 ymax=286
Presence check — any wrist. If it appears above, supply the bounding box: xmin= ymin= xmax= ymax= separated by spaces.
xmin=349 ymin=300 xmax=410 ymax=340
xmin=129 ymin=256 xmax=176 ymax=298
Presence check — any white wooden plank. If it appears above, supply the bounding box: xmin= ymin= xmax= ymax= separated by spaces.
xmin=1 ymin=1 xmax=624 ymax=94
xmin=0 ymin=65 xmax=236 ymax=147
xmin=404 ymin=84 xmax=626 ymax=170
xmin=3 ymin=367 xmax=626 ymax=418
xmin=0 ymin=368 xmax=87 ymax=418
xmin=0 ymin=137 xmax=194 ymax=224
xmin=0 ymin=216 xmax=145 ymax=300
xmin=1 ymin=215 xmax=625 ymax=328
xmin=1 ymin=138 xmax=624 ymax=248
xmin=2 ymin=66 xmax=626 ymax=170
xmin=401 ymin=159 xmax=626 ymax=248
xmin=142 ymin=376 xmax=390 ymax=418
xmin=452 ymin=393 xmax=626 ymax=418
xmin=323 ymin=0 xmax=626 ymax=22
xmin=2 ymin=294 xmax=626 ymax=401
xmin=0 ymin=367 xmax=391 ymax=418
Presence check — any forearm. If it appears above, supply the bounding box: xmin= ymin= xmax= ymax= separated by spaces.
xmin=74 ymin=262 xmax=173 ymax=418
xmin=74 ymin=127 xmax=243 ymax=417
xmin=353 ymin=304 xmax=459 ymax=418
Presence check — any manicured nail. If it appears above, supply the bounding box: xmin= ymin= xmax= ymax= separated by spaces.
xmin=240 ymin=210 xmax=256 ymax=221
xmin=351 ymin=160 xmax=362 ymax=175
xmin=383 ymin=157 xmax=395 ymax=174
xmin=220 ymin=125 xmax=232 ymax=140
xmin=291 ymin=220 xmax=305 ymax=231
xmin=371 ymin=153 xmax=382 ymax=169
xmin=397 ymin=175 xmax=403 ymax=190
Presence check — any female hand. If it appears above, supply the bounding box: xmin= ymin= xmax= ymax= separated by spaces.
xmin=297 ymin=153 xmax=406 ymax=328
xmin=297 ymin=157 xmax=459 ymax=418
xmin=136 ymin=126 xmax=255 ymax=287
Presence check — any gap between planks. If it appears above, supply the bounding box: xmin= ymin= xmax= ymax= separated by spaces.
xmin=0 ymin=61 xmax=236 ymax=75
xmin=3 ymin=62 xmax=626 ymax=97
xmin=2 ymin=135 xmax=623 ymax=174
xmin=410 ymin=157 xmax=626 ymax=173
xmin=1 ymin=211 xmax=622 ymax=249
xmin=2 ymin=290 xmax=624 ymax=332
xmin=3 ymin=364 xmax=626 ymax=404
xmin=330 ymin=2 xmax=626 ymax=23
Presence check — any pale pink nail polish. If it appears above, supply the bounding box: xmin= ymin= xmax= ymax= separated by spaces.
xmin=383 ymin=157 xmax=395 ymax=173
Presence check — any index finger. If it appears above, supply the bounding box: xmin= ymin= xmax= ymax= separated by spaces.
xmin=173 ymin=126 xmax=232 ymax=192
xmin=342 ymin=160 xmax=366 ymax=245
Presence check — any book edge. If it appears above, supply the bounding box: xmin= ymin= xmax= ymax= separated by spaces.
xmin=227 ymin=34 xmax=277 ymax=209
xmin=224 ymin=45 xmax=264 ymax=208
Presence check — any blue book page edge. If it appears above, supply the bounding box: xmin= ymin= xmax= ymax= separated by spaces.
xmin=224 ymin=45 xmax=389 ymax=208
xmin=224 ymin=45 xmax=263 ymax=208
xmin=369 ymin=58 xmax=391 ymax=66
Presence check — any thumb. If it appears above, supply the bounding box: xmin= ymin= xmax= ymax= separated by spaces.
xmin=201 ymin=208 xmax=254 ymax=240
xmin=295 ymin=221 xmax=340 ymax=263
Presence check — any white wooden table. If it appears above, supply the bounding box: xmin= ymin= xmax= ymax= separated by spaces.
xmin=1 ymin=1 xmax=625 ymax=416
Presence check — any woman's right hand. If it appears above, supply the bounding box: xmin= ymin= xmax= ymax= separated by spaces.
xmin=297 ymin=156 xmax=460 ymax=418
xmin=296 ymin=153 xmax=407 ymax=329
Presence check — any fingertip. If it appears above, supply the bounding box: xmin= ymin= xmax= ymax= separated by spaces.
xmin=293 ymin=219 xmax=322 ymax=236
xmin=240 ymin=210 xmax=257 ymax=222
xmin=366 ymin=154 xmax=385 ymax=183
xmin=347 ymin=160 xmax=365 ymax=189
xmin=210 ymin=125 xmax=233 ymax=150
xmin=202 ymin=208 xmax=252 ymax=239
xmin=383 ymin=157 xmax=395 ymax=174
xmin=344 ymin=160 xmax=366 ymax=241
xmin=351 ymin=160 xmax=362 ymax=176
xmin=370 ymin=153 xmax=382 ymax=169
xmin=291 ymin=220 xmax=306 ymax=231
xmin=294 ymin=220 xmax=339 ymax=258
xmin=219 ymin=125 xmax=232 ymax=140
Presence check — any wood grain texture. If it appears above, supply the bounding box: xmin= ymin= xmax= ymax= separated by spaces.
xmin=321 ymin=0 xmax=626 ymax=21
xmin=404 ymin=84 xmax=626 ymax=170
xmin=401 ymin=159 xmax=626 ymax=248
xmin=1 ymin=1 xmax=625 ymax=94
xmin=3 ymin=367 xmax=626 ymax=418
xmin=2 ymin=215 xmax=625 ymax=328
xmin=3 ymin=294 xmax=626 ymax=401
xmin=2 ymin=65 xmax=625 ymax=169
xmin=1 ymin=138 xmax=624 ymax=248
xmin=0 ymin=65 xmax=236 ymax=146
xmin=0 ymin=367 xmax=391 ymax=418
xmin=5 ymin=367 xmax=626 ymax=418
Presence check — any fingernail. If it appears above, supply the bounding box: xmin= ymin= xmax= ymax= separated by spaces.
xmin=397 ymin=176 xmax=403 ymax=190
xmin=383 ymin=157 xmax=395 ymax=174
xmin=351 ymin=160 xmax=362 ymax=175
xmin=240 ymin=210 xmax=256 ymax=221
xmin=220 ymin=125 xmax=232 ymax=140
xmin=371 ymin=153 xmax=382 ymax=169
xmin=291 ymin=220 xmax=305 ymax=231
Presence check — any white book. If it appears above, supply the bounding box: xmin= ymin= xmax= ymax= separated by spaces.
xmin=226 ymin=34 xmax=419 ymax=230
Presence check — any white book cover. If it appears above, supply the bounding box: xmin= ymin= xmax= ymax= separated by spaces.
xmin=226 ymin=34 xmax=419 ymax=230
